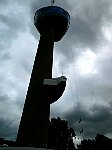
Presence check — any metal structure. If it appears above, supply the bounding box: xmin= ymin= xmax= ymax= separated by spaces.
xmin=16 ymin=6 xmax=70 ymax=148
xmin=51 ymin=0 xmax=55 ymax=6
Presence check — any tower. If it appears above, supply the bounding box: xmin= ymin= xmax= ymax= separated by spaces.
xmin=16 ymin=5 xmax=70 ymax=148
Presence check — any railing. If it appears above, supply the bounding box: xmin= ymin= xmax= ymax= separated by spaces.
xmin=34 ymin=6 xmax=70 ymax=22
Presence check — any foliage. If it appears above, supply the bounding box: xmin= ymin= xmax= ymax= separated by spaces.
xmin=1 ymin=117 xmax=112 ymax=150
xmin=0 ymin=137 xmax=15 ymax=146
xmin=77 ymin=134 xmax=112 ymax=150
xmin=48 ymin=117 xmax=76 ymax=150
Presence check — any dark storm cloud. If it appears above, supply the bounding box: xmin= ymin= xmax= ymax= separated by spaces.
xmin=0 ymin=13 xmax=25 ymax=32
xmin=0 ymin=0 xmax=29 ymax=52
xmin=0 ymin=118 xmax=12 ymax=138
xmin=0 ymin=0 xmax=7 ymax=5
xmin=58 ymin=0 xmax=111 ymax=55
xmin=0 ymin=0 xmax=32 ymax=140
xmin=69 ymin=16 xmax=102 ymax=49
xmin=0 ymin=93 xmax=22 ymax=140
xmin=75 ymin=72 xmax=112 ymax=101
xmin=42 ymin=0 xmax=112 ymax=72
xmin=0 ymin=95 xmax=9 ymax=102
xmin=96 ymin=53 xmax=112 ymax=83
xmin=63 ymin=102 xmax=112 ymax=138
xmin=0 ymin=117 xmax=18 ymax=140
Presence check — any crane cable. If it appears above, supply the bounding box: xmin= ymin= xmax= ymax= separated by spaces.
xmin=70 ymin=44 xmax=84 ymax=135
xmin=59 ymin=22 xmax=84 ymax=135
xmin=61 ymin=44 xmax=83 ymax=135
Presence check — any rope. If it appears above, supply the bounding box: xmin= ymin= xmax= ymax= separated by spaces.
xmin=70 ymin=45 xmax=84 ymax=135
xmin=70 ymin=47 xmax=80 ymax=117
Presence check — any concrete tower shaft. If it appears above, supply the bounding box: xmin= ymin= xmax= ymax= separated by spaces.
xmin=16 ymin=27 xmax=54 ymax=147
xmin=16 ymin=6 xmax=70 ymax=148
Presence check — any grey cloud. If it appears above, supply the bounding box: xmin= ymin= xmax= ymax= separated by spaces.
xmin=68 ymin=0 xmax=110 ymax=47
xmin=0 ymin=1 xmax=29 ymax=53
xmin=70 ymin=17 xmax=100 ymax=48
xmin=0 ymin=117 xmax=17 ymax=140
xmin=0 ymin=0 xmax=7 ymax=5
xmin=0 ymin=95 xmax=9 ymax=102
xmin=96 ymin=55 xmax=112 ymax=82
xmin=90 ymin=104 xmax=112 ymax=122
xmin=50 ymin=0 xmax=112 ymax=72
xmin=0 ymin=95 xmax=22 ymax=140
xmin=63 ymin=102 xmax=112 ymax=138
xmin=0 ymin=14 xmax=25 ymax=32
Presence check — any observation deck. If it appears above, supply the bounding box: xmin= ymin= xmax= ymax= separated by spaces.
xmin=43 ymin=76 xmax=67 ymax=104
xmin=34 ymin=6 xmax=70 ymax=42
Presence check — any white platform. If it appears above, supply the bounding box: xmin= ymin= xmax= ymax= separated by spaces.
xmin=0 ymin=147 xmax=53 ymax=150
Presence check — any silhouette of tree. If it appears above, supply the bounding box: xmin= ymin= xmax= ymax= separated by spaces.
xmin=0 ymin=137 xmax=5 ymax=145
xmin=77 ymin=139 xmax=94 ymax=150
xmin=48 ymin=117 xmax=76 ymax=150
xmin=0 ymin=137 xmax=15 ymax=146
xmin=77 ymin=134 xmax=112 ymax=150
xmin=94 ymin=134 xmax=112 ymax=150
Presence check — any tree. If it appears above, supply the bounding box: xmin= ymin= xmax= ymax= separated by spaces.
xmin=77 ymin=134 xmax=112 ymax=150
xmin=0 ymin=137 xmax=15 ymax=146
xmin=0 ymin=137 xmax=5 ymax=145
xmin=48 ymin=117 xmax=76 ymax=150
xmin=94 ymin=134 xmax=112 ymax=150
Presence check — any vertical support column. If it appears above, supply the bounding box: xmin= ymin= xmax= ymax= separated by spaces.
xmin=16 ymin=27 xmax=54 ymax=147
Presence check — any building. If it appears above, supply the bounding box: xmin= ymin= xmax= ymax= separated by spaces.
xmin=16 ymin=5 xmax=70 ymax=148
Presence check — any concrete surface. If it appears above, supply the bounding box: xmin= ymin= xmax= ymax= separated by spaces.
xmin=0 ymin=147 xmax=54 ymax=150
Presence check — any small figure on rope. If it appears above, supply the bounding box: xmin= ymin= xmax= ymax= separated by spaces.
xmin=51 ymin=0 xmax=55 ymax=6
xmin=79 ymin=118 xmax=81 ymax=123
xmin=80 ymin=128 xmax=83 ymax=134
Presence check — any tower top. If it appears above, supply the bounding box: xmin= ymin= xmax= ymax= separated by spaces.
xmin=34 ymin=6 xmax=70 ymax=42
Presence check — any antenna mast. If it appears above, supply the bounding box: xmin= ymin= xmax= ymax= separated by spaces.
xmin=51 ymin=0 xmax=55 ymax=6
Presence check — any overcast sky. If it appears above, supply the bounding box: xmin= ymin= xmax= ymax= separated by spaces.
xmin=0 ymin=0 xmax=112 ymax=142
